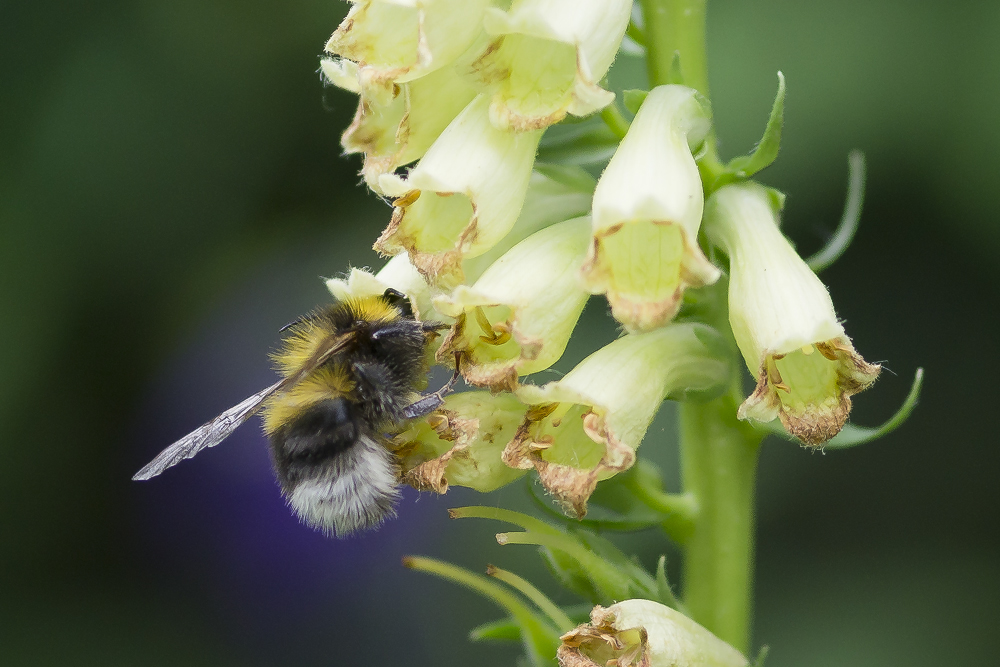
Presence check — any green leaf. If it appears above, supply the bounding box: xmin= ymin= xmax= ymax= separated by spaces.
xmin=527 ymin=476 xmax=664 ymax=531
xmin=470 ymin=618 xmax=523 ymax=643
xmin=532 ymin=163 xmax=597 ymax=192
xmin=538 ymin=121 xmax=618 ymax=165
xmin=725 ymin=72 xmax=785 ymax=179
xmin=623 ymin=89 xmax=649 ymax=114
xmin=471 ymin=605 xmax=594 ymax=644
xmin=806 ymin=150 xmax=867 ymax=272
xmin=403 ymin=556 xmax=562 ymax=667
xmin=751 ymin=645 xmax=770 ymax=667
xmin=759 ymin=368 xmax=924 ymax=449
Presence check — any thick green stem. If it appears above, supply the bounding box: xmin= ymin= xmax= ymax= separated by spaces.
xmin=680 ymin=394 xmax=762 ymax=654
xmin=638 ymin=0 xmax=758 ymax=651
xmin=638 ymin=0 xmax=709 ymax=94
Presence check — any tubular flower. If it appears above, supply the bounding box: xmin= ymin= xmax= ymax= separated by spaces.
xmin=703 ymin=182 xmax=881 ymax=446
xmin=433 ymin=216 xmax=592 ymax=391
xmin=470 ymin=0 xmax=632 ymax=131
xmin=326 ymin=252 xmax=443 ymax=324
xmin=376 ymin=94 xmax=543 ymax=287
xmin=325 ymin=0 xmax=490 ymax=90
xmin=507 ymin=324 xmax=731 ymax=517
xmin=394 ymin=392 xmax=529 ymax=494
xmin=322 ymin=59 xmax=478 ymax=191
xmin=558 ymin=601 xmax=748 ymax=667
xmin=581 ymin=85 xmax=721 ymax=332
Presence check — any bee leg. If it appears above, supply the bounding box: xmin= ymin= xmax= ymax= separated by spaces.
xmin=402 ymin=354 xmax=462 ymax=420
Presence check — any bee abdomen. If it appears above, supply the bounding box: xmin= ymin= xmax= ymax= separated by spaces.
xmin=273 ymin=398 xmax=359 ymax=476
xmin=269 ymin=397 xmax=401 ymax=536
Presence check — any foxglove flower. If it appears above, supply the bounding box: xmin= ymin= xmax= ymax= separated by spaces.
xmin=433 ymin=216 xmax=592 ymax=391
xmin=558 ymin=600 xmax=748 ymax=667
xmin=703 ymin=182 xmax=881 ymax=446
xmin=394 ymin=392 xmax=529 ymax=493
xmin=581 ymin=85 xmax=721 ymax=332
xmin=326 ymin=0 xmax=490 ymax=89
xmin=376 ymin=94 xmax=543 ymax=286
xmin=325 ymin=252 xmax=451 ymax=328
xmin=507 ymin=324 xmax=731 ymax=516
xmin=322 ymin=59 xmax=478 ymax=191
xmin=471 ymin=0 xmax=632 ymax=130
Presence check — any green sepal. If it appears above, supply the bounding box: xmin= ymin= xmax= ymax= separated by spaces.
xmin=718 ymin=72 xmax=785 ymax=184
xmin=654 ymin=555 xmax=686 ymax=612
xmin=806 ymin=150 xmax=866 ymax=272
xmin=623 ymin=89 xmax=649 ymax=114
xmin=751 ymin=645 xmax=771 ymax=667
xmin=759 ymin=367 xmax=924 ymax=449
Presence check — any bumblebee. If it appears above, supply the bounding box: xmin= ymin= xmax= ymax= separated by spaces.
xmin=133 ymin=288 xmax=456 ymax=536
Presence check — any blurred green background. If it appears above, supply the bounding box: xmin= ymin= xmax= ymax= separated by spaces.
xmin=2 ymin=1 xmax=998 ymax=665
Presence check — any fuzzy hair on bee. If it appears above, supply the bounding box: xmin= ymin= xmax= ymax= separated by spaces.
xmin=133 ymin=288 xmax=457 ymax=537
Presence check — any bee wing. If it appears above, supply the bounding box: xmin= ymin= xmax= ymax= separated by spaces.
xmin=132 ymin=330 xmax=357 ymax=482
xmin=132 ymin=380 xmax=283 ymax=481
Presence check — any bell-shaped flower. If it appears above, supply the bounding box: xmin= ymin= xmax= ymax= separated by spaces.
xmin=581 ymin=85 xmax=721 ymax=332
xmin=433 ymin=216 xmax=592 ymax=391
xmin=703 ymin=182 xmax=881 ymax=446
xmin=322 ymin=58 xmax=478 ymax=191
xmin=325 ymin=0 xmax=490 ymax=89
xmin=394 ymin=392 xmax=529 ymax=494
xmin=470 ymin=0 xmax=632 ymax=131
xmin=507 ymin=323 xmax=732 ymax=517
xmin=376 ymin=94 xmax=543 ymax=287
xmin=558 ymin=600 xmax=748 ymax=667
xmin=325 ymin=252 xmax=442 ymax=322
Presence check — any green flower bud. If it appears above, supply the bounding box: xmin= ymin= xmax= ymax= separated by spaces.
xmin=326 ymin=0 xmax=490 ymax=89
xmin=395 ymin=392 xmax=529 ymax=493
xmin=558 ymin=600 xmax=748 ymax=667
xmin=433 ymin=216 xmax=592 ymax=391
xmin=703 ymin=182 xmax=881 ymax=446
xmin=581 ymin=85 xmax=720 ymax=332
xmin=376 ymin=94 xmax=543 ymax=287
xmin=508 ymin=324 xmax=731 ymax=517
xmin=472 ymin=0 xmax=633 ymax=130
